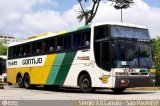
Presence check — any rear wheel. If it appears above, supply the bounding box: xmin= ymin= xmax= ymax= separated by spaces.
xmin=17 ymin=75 xmax=24 ymax=88
xmin=111 ymin=88 xmax=126 ymax=94
xmin=79 ymin=74 xmax=95 ymax=93
xmin=24 ymin=74 xmax=31 ymax=89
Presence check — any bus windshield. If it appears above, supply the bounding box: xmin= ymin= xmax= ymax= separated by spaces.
xmin=111 ymin=25 xmax=150 ymax=40
xmin=115 ymin=40 xmax=154 ymax=69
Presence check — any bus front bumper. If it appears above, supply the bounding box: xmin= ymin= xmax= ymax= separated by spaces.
xmin=114 ymin=76 xmax=156 ymax=88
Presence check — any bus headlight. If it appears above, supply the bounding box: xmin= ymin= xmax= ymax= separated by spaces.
xmin=115 ymin=72 xmax=129 ymax=76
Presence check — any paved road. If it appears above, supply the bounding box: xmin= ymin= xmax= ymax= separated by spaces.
xmin=0 ymin=85 xmax=160 ymax=100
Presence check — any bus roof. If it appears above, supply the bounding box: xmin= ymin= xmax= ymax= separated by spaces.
xmin=8 ymin=22 xmax=146 ymax=47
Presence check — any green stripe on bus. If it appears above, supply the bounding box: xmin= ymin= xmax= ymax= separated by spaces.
xmin=54 ymin=52 xmax=77 ymax=85
xmin=46 ymin=53 xmax=66 ymax=85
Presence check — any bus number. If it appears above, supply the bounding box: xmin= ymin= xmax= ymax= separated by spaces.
xmin=8 ymin=61 xmax=17 ymax=66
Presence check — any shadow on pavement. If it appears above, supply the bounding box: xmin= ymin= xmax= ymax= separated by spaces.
xmin=5 ymin=85 xmax=157 ymax=95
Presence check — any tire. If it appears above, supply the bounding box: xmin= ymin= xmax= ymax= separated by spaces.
xmin=111 ymin=88 xmax=126 ymax=94
xmin=24 ymin=74 xmax=31 ymax=89
xmin=17 ymin=75 xmax=24 ymax=88
xmin=79 ymin=74 xmax=95 ymax=93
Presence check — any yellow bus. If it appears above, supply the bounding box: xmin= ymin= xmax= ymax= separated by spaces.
xmin=7 ymin=22 xmax=156 ymax=93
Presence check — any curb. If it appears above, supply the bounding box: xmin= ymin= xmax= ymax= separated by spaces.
xmin=127 ymin=87 xmax=160 ymax=90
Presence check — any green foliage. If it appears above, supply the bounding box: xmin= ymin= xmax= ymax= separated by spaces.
xmin=152 ymin=37 xmax=160 ymax=85
xmin=109 ymin=0 xmax=134 ymax=22
xmin=109 ymin=0 xmax=134 ymax=9
xmin=0 ymin=42 xmax=7 ymax=55
xmin=77 ymin=0 xmax=101 ymax=25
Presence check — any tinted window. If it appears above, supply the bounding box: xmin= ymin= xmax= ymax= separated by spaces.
xmin=8 ymin=47 xmax=13 ymax=59
xmin=26 ymin=44 xmax=31 ymax=56
xmin=42 ymin=40 xmax=49 ymax=53
xmin=81 ymin=31 xmax=90 ymax=47
xmin=20 ymin=45 xmax=25 ymax=56
xmin=64 ymin=35 xmax=71 ymax=49
xmin=31 ymin=42 xmax=36 ymax=55
xmin=111 ymin=26 xmax=150 ymax=40
xmin=95 ymin=26 xmax=110 ymax=40
xmin=73 ymin=32 xmax=81 ymax=48
xmin=57 ymin=37 xmax=63 ymax=51
xmin=37 ymin=42 xmax=42 ymax=54
xmin=49 ymin=38 xmax=56 ymax=52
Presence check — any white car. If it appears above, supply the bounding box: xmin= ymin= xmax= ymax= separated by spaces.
xmin=1 ymin=73 xmax=7 ymax=83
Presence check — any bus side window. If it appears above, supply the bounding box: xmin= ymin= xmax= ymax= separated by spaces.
xmin=8 ymin=47 xmax=13 ymax=59
xmin=64 ymin=35 xmax=71 ymax=50
xmin=57 ymin=37 xmax=63 ymax=51
xmin=82 ymin=30 xmax=90 ymax=47
xmin=42 ymin=40 xmax=48 ymax=53
xmin=31 ymin=42 xmax=36 ymax=55
xmin=14 ymin=46 xmax=20 ymax=57
xmin=20 ymin=45 xmax=25 ymax=56
xmin=26 ymin=44 xmax=31 ymax=56
xmin=37 ymin=41 xmax=42 ymax=54
xmin=73 ymin=32 xmax=81 ymax=49
xmin=95 ymin=26 xmax=109 ymax=40
xmin=49 ymin=39 xmax=55 ymax=52
xmin=13 ymin=47 xmax=16 ymax=58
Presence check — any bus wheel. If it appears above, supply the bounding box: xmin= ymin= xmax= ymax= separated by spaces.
xmin=17 ymin=75 xmax=24 ymax=88
xmin=24 ymin=74 xmax=31 ymax=89
xmin=111 ymin=88 xmax=126 ymax=94
xmin=79 ymin=74 xmax=95 ymax=93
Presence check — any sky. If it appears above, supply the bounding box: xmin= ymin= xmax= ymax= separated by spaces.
xmin=0 ymin=0 xmax=160 ymax=39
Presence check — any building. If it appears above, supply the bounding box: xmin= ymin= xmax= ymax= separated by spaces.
xmin=0 ymin=34 xmax=23 ymax=46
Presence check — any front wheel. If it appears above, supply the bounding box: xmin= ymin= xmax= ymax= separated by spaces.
xmin=79 ymin=74 xmax=95 ymax=93
xmin=111 ymin=88 xmax=126 ymax=94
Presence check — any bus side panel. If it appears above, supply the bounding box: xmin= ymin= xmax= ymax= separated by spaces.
xmin=7 ymin=68 xmax=17 ymax=84
xmin=30 ymin=54 xmax=56 ymax=84
xmin=45 ymin=52 xmax=77 ymax=85
xmin=63 ymin=50 xmax=104 ymax=87
xmin=7 ymin=68 xmax=29 ymax=84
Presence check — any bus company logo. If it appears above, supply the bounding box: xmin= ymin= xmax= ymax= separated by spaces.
xmin=2 ymin=100 xmax=8 ymax=106
xmin=22 ymin=58 xmax=42 ymax=65
xmin=77 ymin=56 xmax=90 ymax=60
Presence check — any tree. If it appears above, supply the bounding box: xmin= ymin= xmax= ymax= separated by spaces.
xmin=77 ymin=0 xmax=101 ymax=25
xmin=0 ymin=42 xmax=7 ymax=55
xmin=109 ymin=0 xmax=134 ymax=22
xmin=152 ymin=37 xmax=160 ymax=85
